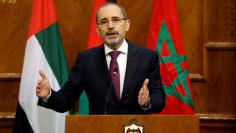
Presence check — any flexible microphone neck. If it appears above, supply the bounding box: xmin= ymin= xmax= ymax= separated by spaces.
xmin=104 ymin=81 xmax=113 ymax=115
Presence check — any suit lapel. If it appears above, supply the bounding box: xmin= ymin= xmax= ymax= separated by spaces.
xmin=92 ymin=44 xmax=140 ymax=103
xmin=120 ymin=43 xmax=139 ymax=101
xmin=93 ymin=45 xmax=119 ymax=103
xmin=93 ymin=45 xmax=110 ymax=87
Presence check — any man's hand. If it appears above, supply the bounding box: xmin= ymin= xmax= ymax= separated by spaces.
xmin=36 ymin=70 xmax=50 ymax=98
xmin=138 ymin=79 xmax=150 ymax=107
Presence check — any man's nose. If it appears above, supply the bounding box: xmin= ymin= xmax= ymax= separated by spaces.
xmin=107 ymin=20 xmax=115 ymax=29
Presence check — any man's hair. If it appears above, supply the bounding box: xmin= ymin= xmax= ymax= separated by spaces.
xmin=96 ymin=2 xmax=128 ymax=24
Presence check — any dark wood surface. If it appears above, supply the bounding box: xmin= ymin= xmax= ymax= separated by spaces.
xmin=66 ymin=115 xmax=200 ymax=133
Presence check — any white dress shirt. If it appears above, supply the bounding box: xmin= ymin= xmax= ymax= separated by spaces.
xmin=104 ymin=40 xmax=128 ymax=98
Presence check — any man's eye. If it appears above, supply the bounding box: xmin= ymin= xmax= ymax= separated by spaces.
xmin=100 ymin=20 xmax=107 ymax=25
xmin=113 ymin=18 xmax=120 ymax=22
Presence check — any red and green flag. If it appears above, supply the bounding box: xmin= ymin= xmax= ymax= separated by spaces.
xmin=146 ymin=0 xmax=194 ymax=115
xmin=14 ymin=0 xmax=68 ymax=132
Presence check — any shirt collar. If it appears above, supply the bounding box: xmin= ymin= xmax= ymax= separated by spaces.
xmin=104 ymin=39 xmax=128 ymax=55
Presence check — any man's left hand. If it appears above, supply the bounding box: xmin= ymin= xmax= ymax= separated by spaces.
xmin=138 ymin=79 xmax=150 ymax=107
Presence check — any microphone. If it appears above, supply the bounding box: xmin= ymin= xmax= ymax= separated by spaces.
xmin=104 ymin=81 xmax=113 ymax=115
xmin=113 ymin=68 xmax=118 ymax=74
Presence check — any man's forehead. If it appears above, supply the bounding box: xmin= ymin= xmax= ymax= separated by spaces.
xmin=97 ymin=5 xmax=123 ymax=18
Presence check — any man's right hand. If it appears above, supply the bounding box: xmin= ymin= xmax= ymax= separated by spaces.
xmin=36 ymin=70 xmax=50 ymax=98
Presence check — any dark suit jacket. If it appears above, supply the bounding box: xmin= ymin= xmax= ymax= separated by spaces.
xmin=39 ymin=42 xmax=165 ymax=114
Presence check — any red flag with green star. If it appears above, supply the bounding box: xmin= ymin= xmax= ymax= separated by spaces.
xmin=146 ymin=0 xmax=194 ymax=115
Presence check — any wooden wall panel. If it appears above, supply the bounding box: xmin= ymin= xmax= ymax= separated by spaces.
xmin=200 ymin=0 xmax=236 ymax=114
xmin=118 ymin=0 xmax=152 ymax=45
xmin=201 ymin=47 xmax=236 ymax=114
xmin=0 ymin=81 xmax=19 ymax=112
xmin=204 ymin=0 xmax=236 ymax=42
xmin=177 ymin=0 xmax=204 ymax=78
xmin=0 ymin=0 xmax=236 ymax=133
xmin=0 ymin=112 xmax=14 ymax=133
xmin=54 ymin=0 xmax=92 ymax=68
xmin=198 ymin=0 xmax=236 ymax=132
xmin=0 ymin=0 xmax=31 ymax=73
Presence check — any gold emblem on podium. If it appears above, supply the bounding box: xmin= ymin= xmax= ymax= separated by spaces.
xmin=124 ymin=119 xmax=144 ymax=133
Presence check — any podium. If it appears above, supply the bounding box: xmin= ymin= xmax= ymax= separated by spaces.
xmin=65 ymin=115 xmax=199 ymax=133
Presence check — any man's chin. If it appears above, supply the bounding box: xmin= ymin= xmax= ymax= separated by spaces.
xmin=106 ymin=43 xmax=118 ymax=47
xmin=105 ymin=39 xmax=119 ymax=46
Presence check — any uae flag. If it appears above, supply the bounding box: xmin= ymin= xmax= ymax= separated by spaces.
xmin=13 ymin=0 xmax=68 ymax=132
xmin=79 ymin=0 xmax=116 ymax=115
xmin=146 ymin=0 xmax=194 ymax=115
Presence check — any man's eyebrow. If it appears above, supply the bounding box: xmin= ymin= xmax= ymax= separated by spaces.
xmin=98 ymin=16 xmax=121 ymax=20
xmin=99 ymin=18 xmax=108 ymax=20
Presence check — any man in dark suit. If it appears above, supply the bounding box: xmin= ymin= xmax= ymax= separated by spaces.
xmin=36 ymin=2 xmax=165 ymax=114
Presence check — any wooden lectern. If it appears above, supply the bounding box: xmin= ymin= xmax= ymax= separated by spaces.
xmin=66 ymin=115 xmax=199 ymax=133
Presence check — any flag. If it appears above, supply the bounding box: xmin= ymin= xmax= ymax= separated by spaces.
xmin=146 ymin=0 xmax=194 ymax=115
xmin=14 ymin=0 xmax=68 ymax=132
xmin=78 ymin=0 xmax=116 ymax=114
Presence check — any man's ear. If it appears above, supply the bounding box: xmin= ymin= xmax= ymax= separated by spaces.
xmin=125 ymin=20 xmax=130 ymax=31
xmin=95 ymin=25 xmax=99 ymax=34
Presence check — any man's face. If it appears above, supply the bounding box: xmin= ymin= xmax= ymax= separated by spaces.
xmin=96 ymin=5 xmax=130 ymax=48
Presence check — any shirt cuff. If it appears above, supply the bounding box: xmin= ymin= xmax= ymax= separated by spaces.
xmin=140 ymin=97 xmax=152 ymax=112
xmin=41 ymin=88 xmax=52 ymax=103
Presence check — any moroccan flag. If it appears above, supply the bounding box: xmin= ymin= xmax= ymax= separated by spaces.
xmin=146 ymin=0 xmax=194 ymax=115
xmin=13 ymin=0 xmax=68 ymax=132
xmin=79 ymin=0 xmax=116 ymax=114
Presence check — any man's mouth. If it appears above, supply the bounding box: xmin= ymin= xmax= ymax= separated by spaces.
xmin=106 ymin=31 xmax=118 ymax=39
xmin=107 ymin=33 xmax=117 ymax=38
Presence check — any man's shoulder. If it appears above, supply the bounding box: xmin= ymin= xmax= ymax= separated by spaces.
xmin=127 ymin=41 xmax=155 ymax=54
xmin=79 ymin=44 xmax=104 ymax=56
